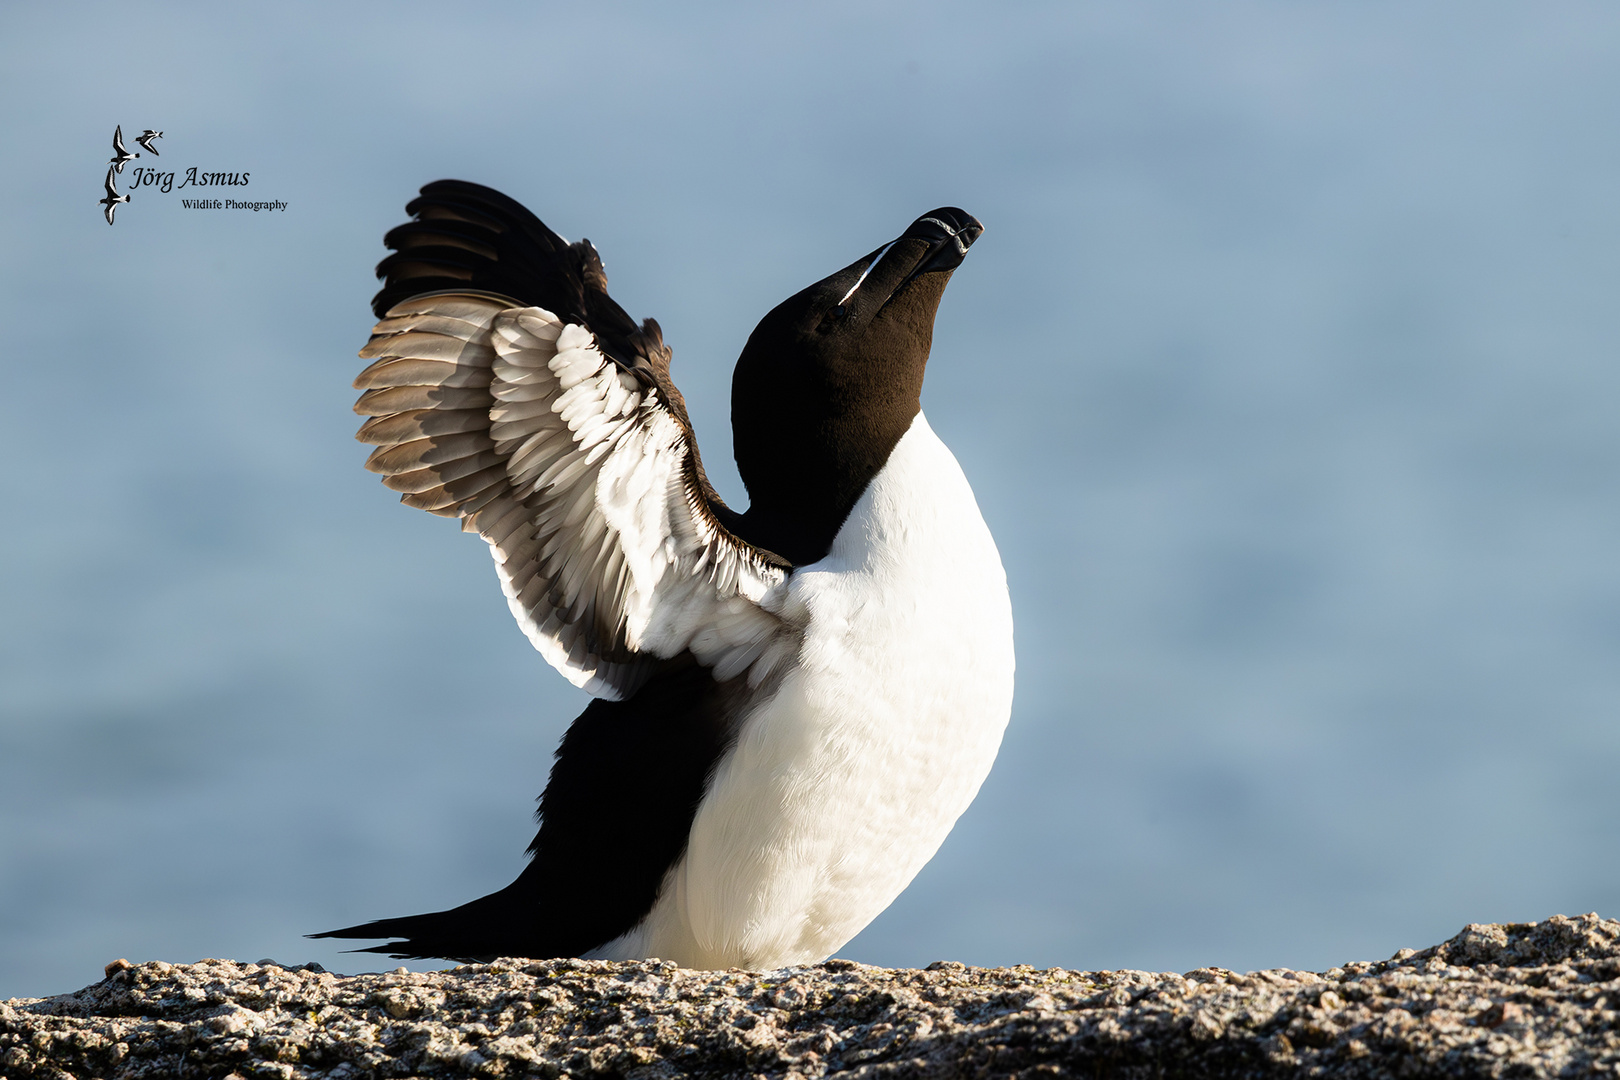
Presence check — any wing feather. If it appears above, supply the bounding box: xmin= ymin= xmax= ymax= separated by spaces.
xmin=357 ymin=408 xmax=491 ymax=443
xmin=355 ymin=357 xmax=491 ymax=390
xmin=356 ymin=292 xmax=794 ymax=699
xmin=355 ymin=384 xmax=492 ymax=415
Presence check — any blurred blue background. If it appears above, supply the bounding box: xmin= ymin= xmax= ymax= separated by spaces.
xmin=3 ymin=2 xmax=1618 ymax=1001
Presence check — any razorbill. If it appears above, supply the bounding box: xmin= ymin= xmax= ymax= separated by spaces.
xmin=313 ymin=181 xmax=1014 ymax=969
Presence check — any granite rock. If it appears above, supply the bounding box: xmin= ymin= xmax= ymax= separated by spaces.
xmin=3 ymin=913 xmax=1618 ymax=1078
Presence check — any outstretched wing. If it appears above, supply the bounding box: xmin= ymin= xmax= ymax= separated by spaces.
xmin=354 ymin=182 xmax=795 ymax=700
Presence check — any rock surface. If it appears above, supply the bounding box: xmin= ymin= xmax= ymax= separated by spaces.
xmin=3 ymin=914 xmax=1619 ymax=1078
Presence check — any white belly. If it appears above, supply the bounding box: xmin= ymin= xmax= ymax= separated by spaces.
xmin=594 ymin=412 xmax=1015 ymax=969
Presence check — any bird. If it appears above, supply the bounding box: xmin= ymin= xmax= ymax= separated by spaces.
xmin=311 ymin=180 xmax=1015 ymax=969
xmin=98 ymin=165 xmax=129 ymax=225
xmin=135 ymin=129 xmax=163 ymax=155
xmin=109 ymin=125 xmax=137 ymax=172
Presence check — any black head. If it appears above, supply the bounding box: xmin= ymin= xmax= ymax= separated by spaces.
xmin=731 ymin=208 xmax=984 ymax=566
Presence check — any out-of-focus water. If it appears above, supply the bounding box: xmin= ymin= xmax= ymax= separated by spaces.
xmin=2 ymin=1 xmax=1618 ymax=1000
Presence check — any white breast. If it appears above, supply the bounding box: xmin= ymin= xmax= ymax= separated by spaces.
xmin=592 ymin=412 xmax=1015 ymax=969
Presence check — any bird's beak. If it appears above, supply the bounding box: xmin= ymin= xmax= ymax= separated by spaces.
xmin=894 ymin=208 xmax=984 ymax=287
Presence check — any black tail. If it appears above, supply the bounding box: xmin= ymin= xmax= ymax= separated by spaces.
xmin=309 ymin=881 xmax=548 ymax=962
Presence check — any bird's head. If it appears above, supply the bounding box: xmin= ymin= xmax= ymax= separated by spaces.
xmin=737 ymin=208 xmax=983 ymax=403
xmin=731 ymin=208 xmax=984 ymax=563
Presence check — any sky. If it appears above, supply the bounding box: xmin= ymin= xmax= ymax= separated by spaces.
xmin=3 ymin=1 xmax=1619 ymax=1000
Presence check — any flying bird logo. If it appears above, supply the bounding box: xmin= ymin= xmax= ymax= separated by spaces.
xmin=99 ymin=125 xmax=164 ymax=224
xmin=109 ymin=125 xmax=138 ymax=173
xmin=97 ymin=164 xmax=129 ymax=225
